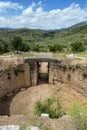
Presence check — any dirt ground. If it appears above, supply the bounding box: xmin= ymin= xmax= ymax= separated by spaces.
xmin=71 ymin=59 xmax=87 ymax=65
xmin=0 ymin=82 xmax=86 ymax=129
xmin=0 ymin=82 xmax=86 ymax=116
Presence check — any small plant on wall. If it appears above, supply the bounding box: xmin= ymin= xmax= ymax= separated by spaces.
xmin=7 ymin=72 xmax=11 ymax=80
xmin=75 ymin=63 xmax=80 ymax=69
xmin=62 ymin=64 xmax=67 ymax=72
xmin=7 ymin=63 xmax=14 ymax=70
xmin=72 ymin=66 xmax=76 ymax=73
xmin=58 ymin=64 xmax=63 ymax=69
xmin=68 ymin=65 xmax=73 ymax=71
xmin=67 ymin=73 xmax=71 ymax=81
xmin=82 ymin=71 xmax=87 ymax=79
xmin=14 ymin=66 xmax=24 ymax=76
xmin=6 ymin=65 xmax=13 ymax=80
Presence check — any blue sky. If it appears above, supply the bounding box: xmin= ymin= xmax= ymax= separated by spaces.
xmin=0 ymin=0 xmax=87 ymax=29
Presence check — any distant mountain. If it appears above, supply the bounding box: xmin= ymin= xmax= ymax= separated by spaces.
xmin=1 ymin=21 xmax=87 ymax=39
xmin=0 ymin=21 xmax=87 ymax=47
xmin=69 ymin=21 xmax=87 ymax=29
xmin=0 ymin=28 xmax=12 ymax=30
xmin=0 ymin=21 xmax=87 ymax=31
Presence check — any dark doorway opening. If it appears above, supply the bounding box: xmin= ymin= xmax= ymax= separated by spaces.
xmin=38 ymin=62 xmax=49 ymax=84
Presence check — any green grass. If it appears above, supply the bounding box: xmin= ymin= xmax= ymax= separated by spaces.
xmin=34 ymin=97 xmax=65 ymax=119
xmin=76 ymin=50 xmax=87 ymax=57
xmin=67 ymin=102 xmax=87 ymax=130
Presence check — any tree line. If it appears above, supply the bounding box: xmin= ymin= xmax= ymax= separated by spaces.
xmin=0 ymin=36 xmax=87 ymax=54
xmin=0 ymin=36 xmax=30 ymax=54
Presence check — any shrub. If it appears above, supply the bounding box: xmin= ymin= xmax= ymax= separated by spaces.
xmin=70 ymin=42 xmax=85 ymax=53
xmin=68 ymin=65 xmax=72 ymax=71
xmin=7 ymin=72 xmax=11 ymax=80
xmin=14 ymin=66 xmax=24 ymax=76
xmin=75 ymin=63 xmax=80 ymax=69
xmin=82 ymin=71 xmax=87 ymax=78
xmin=7 ymin=63 xmax=14 ymax=70
xmin=32 ymin=44 xmax=40 ymax=52
xmin=68 ymin=65 xmax=76 ymax=73
xmin=34 ymin=97 xmax=65 ymax=119
xmin=67 ymin=73 xmax=71 ymax=80
xmin=49 ymin=45 xmax=57 ymax=52
xmin=58 ymin=64 xmax=63 ymax=68
xmin=62 ymin=64 xmax=67 ymax=72
xmin=72 ymin=66 xmax=76 ymax=73
xmin=69 ymin=103 xmax=87 ymax=130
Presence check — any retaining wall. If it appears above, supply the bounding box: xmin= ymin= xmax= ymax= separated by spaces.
xmin=0 ymin=58 xmax=87 ymax=101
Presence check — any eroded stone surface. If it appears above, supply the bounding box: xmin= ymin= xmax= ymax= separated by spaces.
xmin=0 ymin=125 xmax=21 ymax=130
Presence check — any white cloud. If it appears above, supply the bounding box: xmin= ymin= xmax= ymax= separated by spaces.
xmin=38 ymin=1 xmax=42 ymax=6
xmin=0 ymin=1 xmax=87 ymax=29
xmin=0 ymin=1 xmax=23 ymax=13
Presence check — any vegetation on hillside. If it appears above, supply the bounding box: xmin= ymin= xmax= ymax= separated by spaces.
xmin=0 ymin=24 xmax=87 ymax=55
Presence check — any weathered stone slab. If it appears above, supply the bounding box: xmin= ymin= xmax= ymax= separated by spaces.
xmin=0 ymin=125 xmax=21 ymax=130
xmin=26 ymin=126 xmax=40 ymax=130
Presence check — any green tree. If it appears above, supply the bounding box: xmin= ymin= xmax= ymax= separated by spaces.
xmin=0 ymin=38 xmax=10 ymax=53
xmin=12 ymin=36 xmax=23 ymax=53
xmin=49 ymin=45 xmax=57 ymax=52
xmin=49 ymin=44 xmax=63 ymax=52
xmin=0 ymin=39 xmax=4 ymax=53
xmin=70 ymin=42 xmax=85 ymax=53
xmin=20 ymin=42 xmax=30 ymax=52
xmin=32 ymin=44 xmax=40 ymax=52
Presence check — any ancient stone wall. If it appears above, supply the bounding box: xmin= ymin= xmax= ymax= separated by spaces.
xmin=29 ymin=61 xmax=39 ymax=86
xmin=0 ymin=63 xmax=31 ymax=98
xmin=49 ymin=62 xmax=87 ymax=99
xmin=49 ymin=62 xmax=64 ymax=84
xmin=0 ymin=57 xmax=87 ymax=101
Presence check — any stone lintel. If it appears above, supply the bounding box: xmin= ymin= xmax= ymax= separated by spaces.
xmin=24 ymin=57 xmax=61 ymax=63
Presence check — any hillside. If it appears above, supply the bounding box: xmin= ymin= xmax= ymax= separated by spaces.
xmin=0 ymin=21 xmax=87 ymax=55
xmin=69 ymin=21 xmax=87 ymax=29
xmin=0 ymin=21 xmax=87 ymax=46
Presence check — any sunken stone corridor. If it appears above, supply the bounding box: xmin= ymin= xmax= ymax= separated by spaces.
xmin=0 ymin=55 xmax=87 ymax=130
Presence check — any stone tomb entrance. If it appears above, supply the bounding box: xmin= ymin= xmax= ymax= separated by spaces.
xmin=24 ymin=57 xmax=61 ymax=86
xmin=38 ymin=62 xmax=49 ymax=84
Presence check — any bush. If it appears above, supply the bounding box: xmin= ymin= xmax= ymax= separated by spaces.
xmin=20 ymin=42 xmax=30 ymax=52
xmin=69 ymin=103 xmax=87 ymax=130
xmin=32 ymin=44 xmax=40 ymax=52
xmin=67 ymin=73 xmax=71 ymax=80
xmin=49 ymin=44 xmax=63 ymax=52
xmin=14 ymin=66 xmax=24 ymax=76
xmin=82 ymin=71 xmax=87 ymax=78
xmin=62 ymin=64 xmax=67 ymax=71
xmin=68 ymin=65 xmax=72 ymax=71
xmin=34 ymin=97 xmax=65 ymax=119
xmin=75 ymin=63 xmax=80 ymax=69
xmin=72 ymin=66 xmax=76 ymax=73
xmin=49 ymin=45 xmax=57 ymax=52
xmin=71 ymin=42 xmax=85 ymax=53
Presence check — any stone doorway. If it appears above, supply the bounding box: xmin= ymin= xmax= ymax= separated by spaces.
xmin=38 ymin=62 xmax=49 ymax=84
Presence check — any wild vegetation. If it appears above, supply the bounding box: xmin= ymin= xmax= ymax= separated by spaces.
xmin=0 ymin=23 xmax=87 ymax=55
xmin=68 ymin=102 xmax=87 ymax=130
xmin=34 ymin=97 xmax=65 ymax=119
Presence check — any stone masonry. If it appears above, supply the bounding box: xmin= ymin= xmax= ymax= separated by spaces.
xmin=0 ymin=57 xmax=87 ymax=102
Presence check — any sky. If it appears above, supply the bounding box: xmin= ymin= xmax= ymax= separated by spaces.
xmin=0 ymin=0 xmax=87 ymax=30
